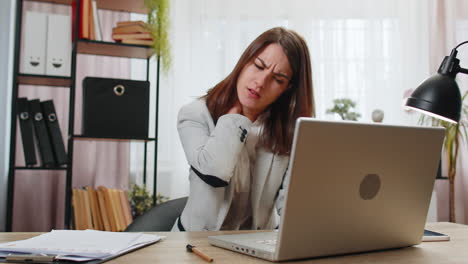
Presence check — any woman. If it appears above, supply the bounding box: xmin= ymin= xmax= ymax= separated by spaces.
xmin=173 ymin=27 xmax=315 ymax=231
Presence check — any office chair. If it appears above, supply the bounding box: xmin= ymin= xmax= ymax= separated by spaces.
xmin=125 ymin=196 xmax=188 ymax=232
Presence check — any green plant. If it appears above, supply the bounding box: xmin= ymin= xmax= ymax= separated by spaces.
xmin=419 ymin=90 xmax=468 ymax=222
xmin=128 ymin=184 xmax=169 ymax=218
xmin=326 ymin=98 xmax=361 ymax=121
xmin=145 ymin=0 xmax=171 ymax=73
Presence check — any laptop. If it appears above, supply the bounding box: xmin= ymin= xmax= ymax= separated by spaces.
xmin=208 ymin=118 xmax=445 ymax=261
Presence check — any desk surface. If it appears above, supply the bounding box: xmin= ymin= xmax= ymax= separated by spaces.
xmin=0 ymin=222 xmax=466 ymax=264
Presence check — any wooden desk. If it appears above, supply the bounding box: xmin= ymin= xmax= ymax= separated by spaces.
xmin=0 ymin=222 xmax=466 ymax=263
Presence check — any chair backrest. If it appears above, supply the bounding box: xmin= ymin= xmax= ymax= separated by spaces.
xmin=125 ymin=197 xmax=188 ymax=232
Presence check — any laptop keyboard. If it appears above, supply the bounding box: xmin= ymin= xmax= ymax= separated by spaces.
xmin=256 ymin=239 xmax=277 ymax=246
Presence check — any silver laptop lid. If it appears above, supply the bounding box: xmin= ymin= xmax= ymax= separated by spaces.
xmin=275 ymin=118 xmax=445 ymax=261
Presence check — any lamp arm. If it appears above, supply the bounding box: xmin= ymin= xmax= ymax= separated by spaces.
xmin=438 ymin=41 xmax=468 ymax=76
xmin=455 ymin=40 xmax=468 ymax=49
xmin=455 ymin=41 xmax=468 ymax=75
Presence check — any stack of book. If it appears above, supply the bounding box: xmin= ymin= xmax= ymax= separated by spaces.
xmin=112 ymin=21 xmax=153 ymax=46
xmin=72 ymin=186 xmax=133 ymax=232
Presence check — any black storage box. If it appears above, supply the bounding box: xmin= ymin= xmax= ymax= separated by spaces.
xmin=82 ymin=77 xmax=150 ymax=138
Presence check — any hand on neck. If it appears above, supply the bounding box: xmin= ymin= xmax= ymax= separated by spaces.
xmin=242 ymin=107 xmax=260 ymax=123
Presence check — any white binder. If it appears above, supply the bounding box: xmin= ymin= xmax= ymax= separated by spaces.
xmin=46 ymin=14 xmax=71 ymax=76
xmin=21 ymin=11 xmax=47 ymax=75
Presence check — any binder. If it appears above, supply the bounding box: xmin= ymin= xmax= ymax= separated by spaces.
xmin=41 ymin=100 xmax=68 ymax=165
xmin=21 ymin=11 xmax=47 ymax=75
xmin=46 ymin=14 xmax=71 ymax=76
xmin=16 ymin=98 xmax=37 ymax=166
xmin=29 ymin=99 xmax=55 ymax=166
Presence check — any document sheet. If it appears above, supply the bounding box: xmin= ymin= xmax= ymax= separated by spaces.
xmin=0 ymin=229 xmax=163 ymax=262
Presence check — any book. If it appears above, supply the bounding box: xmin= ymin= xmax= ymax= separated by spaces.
xmin=96 ymin=188 xmax=111 ymax=231
xmin=112 ymin=24 xmax=149 ymax=34
xmin=116 ymin=20 xmax=146 ymax=27
xmin=17 ymin=98 xmax=37 ymax=166
xmin=71 ymin=0 xmax=76 ymax=41
xmin=112 ymin=32 xmax=152 ymax=41
xmin=72 ymin=189 xmax=82 ymax=230
xmin=80 ymin=0 xmax=90 ymax=39
xmin=98 ymin=186 xmax=117 ymax=232
xmin=111 ymin=189 xmax=125 ymax=231
xmin=81 ymin=188 xmax=93 ymax=229
xmin=41 ymin=100 xmax=67 ymax=166
xmin=86 ymin=187 xmax=103 ymax=230
xmin=118 ymin=190 xmax=133 ymax=228
xmin=74 ymin=188 xmax=87 ymax=230
xmin=89 ymin=0 xmax=95 ymax=40
xmin=91 ymin=0 xmax=102 ymax=41
xmin=121 ymin=39 xmax=153 ymax=46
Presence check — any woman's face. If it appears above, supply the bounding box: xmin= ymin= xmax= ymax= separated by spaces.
xmin=236 ymin=43 xmax=292 ymax=118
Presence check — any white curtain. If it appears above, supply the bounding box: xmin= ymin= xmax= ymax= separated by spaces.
xmin=151 ymin=0 xmax=468 ymax=224
xmin=152 ymin=0 xmax=433 ymax=200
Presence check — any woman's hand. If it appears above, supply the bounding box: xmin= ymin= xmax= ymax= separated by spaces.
xmin=227 ymin=101 xmax=257 ymax=122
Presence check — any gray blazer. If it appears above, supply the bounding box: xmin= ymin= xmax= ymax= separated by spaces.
xmin=173 ymin=99 xmax=290 ymax=231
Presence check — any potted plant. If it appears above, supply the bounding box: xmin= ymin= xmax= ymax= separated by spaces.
xmin=128 ymin=184 xmax=169 ymax=218
xmin=419 ymin=90 xmax=468 ymax=222
xmin=326 ymin=98 xmax=361 ymax=121
xmin=145 ymin=0 xmax=171 ymax=73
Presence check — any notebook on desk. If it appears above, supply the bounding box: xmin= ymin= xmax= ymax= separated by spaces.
xmin=209 ymin=118 xmax=445 ymax=261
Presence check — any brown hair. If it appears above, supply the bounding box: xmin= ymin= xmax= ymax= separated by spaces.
xmin=204 ymin=27 xmax=315 ymax=155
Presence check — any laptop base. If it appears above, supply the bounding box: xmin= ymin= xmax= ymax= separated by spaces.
xmin=208 ymin=232 xmax=278 ymax=261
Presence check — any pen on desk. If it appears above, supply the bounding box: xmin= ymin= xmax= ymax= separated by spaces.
xmin=186 ymin=244 xmax=214 ymax=262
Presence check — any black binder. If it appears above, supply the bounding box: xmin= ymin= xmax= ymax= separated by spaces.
xmin=82 ymin=77 xmax=150 ymax=138
xmin=41 ymin=100 xmax=68 ymax=165
xmin=17 ymin=98 xmax=37 ymax=166
xmin=29 ymin=99 xmax=55 ymax=166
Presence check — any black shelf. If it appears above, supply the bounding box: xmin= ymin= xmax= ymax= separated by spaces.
xmin=73 ymin=135 xmax=156 ymax=142
xmin=29 ymin=0 xmax=148 ymax=14
xmin=14 ymin=166 xmax=67 ymax=171
xmin=17 ymin=73 xmax=72 ymax=87
xmin=7 ymin=0 xmax=159 ymax=232
xmin=77 ymin=40 xmax=154 ymax=59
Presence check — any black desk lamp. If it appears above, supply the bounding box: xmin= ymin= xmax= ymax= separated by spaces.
xmin=405 ymin=41 xmax=468 ymax=227
xmin=405 ymin=41 xmax=468 ymax=123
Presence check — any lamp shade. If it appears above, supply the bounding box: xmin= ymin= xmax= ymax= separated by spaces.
xmin=405 ymin=73 xmax=462 ymax=123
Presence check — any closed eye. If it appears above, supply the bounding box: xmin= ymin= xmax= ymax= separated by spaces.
xmin=254 ymin=63 xmax=264 ymax=70
xmin=274 ymin=77 xmax=284 ymax=84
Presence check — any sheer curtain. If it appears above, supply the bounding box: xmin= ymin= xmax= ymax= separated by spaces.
xmin=154 ymin=0 xmax=432 ymax=200
xmin=429 ymin=0 xmax=468 ymax=223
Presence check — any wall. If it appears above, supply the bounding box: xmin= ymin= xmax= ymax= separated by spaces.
xmin=0 ymin=0 xmax=15 ymax=231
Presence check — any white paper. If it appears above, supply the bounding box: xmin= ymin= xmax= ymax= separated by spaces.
xmin=0 ymin=230 xmax=163 ymax=261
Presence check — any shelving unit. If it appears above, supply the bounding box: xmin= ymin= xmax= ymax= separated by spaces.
xmin=6 ymin=0 xmax=159 ymax=231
